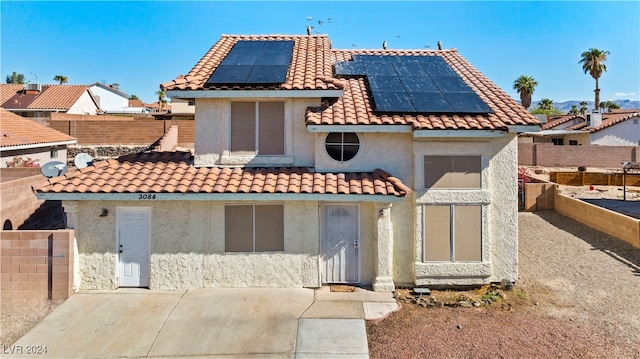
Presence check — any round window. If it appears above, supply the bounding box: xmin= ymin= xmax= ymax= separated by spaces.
xmin=325 ymin=132 xmax=360 ymax=162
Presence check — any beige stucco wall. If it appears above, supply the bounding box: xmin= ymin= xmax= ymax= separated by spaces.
xmin=68 ymin=90 xmax=98 ymax=115
xmin=68 ymin=199 xmax=383 ymax=290
xmin=411 ymin=134 xmax=519 ymax=285
xmin=1 ymin=146 xmax=67 ymax=168
xmin=193 ymin=98 xmax=318 ymax=167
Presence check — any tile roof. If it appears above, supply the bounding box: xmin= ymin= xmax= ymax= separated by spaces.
xmin=1 ymin=84 xmax=92 ymax=110
xmin=33 ymin=151 xmax=411 ymax=197
xmin=161 ymin=34 xmax=539 ymax=130
xmin=128 ymin=99 xmax=145 ymax=107
xmin=0 ymin=84 xmax=24 ymax=105
xmin=0 ymin=108 xmax=77 ymax=148
xmin=161 ymin=35 xmax=340 ymax=91
xmin=541 ymin=115 xmax=583 ymax=130
xmin=543 ymin=110 xmax=640 ymax=132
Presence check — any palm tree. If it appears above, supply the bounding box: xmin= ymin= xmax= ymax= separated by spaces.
xmin=129 ymin=94 xmax=139 ymax=100
xmin=155 ymin=90 xmax=167 ymax=112
xmin=512 ymin=75 xmax=538 ymax=109
xmin=579 ymin=48 xmax=609 ymax=111
xmin=538 ymin=98 xmax=554 ymax=111
xmin=568 ymin=105 xmax=579 ymax=115
xmin=579 ymin=101 xmax=588 ymax=114
xmin=53 ymin=75 xmax=68 ymax=84
xmin=599 ymin=100 xmax=620 ymax=112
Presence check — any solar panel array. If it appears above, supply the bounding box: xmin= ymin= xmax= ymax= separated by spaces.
xmin=206 ymin=40 xmax=294 ymax=85
xmin=335 ymin=55 xmax=493 ymax=114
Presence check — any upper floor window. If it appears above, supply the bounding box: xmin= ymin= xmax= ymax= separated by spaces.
xmin=424 ymin=156 xmax=481 ymax=189
xmin=325 ymin=132 xmax=360 ymax=161
xmin=231 ymin=101 xmax=284 ymax=156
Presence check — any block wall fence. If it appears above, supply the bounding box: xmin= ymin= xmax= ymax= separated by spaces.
xmin=1 ymin=230 xmax=74 ymax=300
xmin=519 ymin=143 xmax=639 ymax=168
xmin=47 ymin=114 xmax=194 ymax=146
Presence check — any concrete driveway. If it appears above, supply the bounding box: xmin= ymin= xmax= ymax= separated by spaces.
xmin=6 ymin=287 xmax=397 ymax=358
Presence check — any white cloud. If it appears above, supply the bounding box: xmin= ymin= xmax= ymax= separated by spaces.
xmin=613 ymin=92 xmax=636 ymax=97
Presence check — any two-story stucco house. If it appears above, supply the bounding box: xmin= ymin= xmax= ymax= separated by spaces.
xmin=34 ymin=34 xmax=539 ymax=291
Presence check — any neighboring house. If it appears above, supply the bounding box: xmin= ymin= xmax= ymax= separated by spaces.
xmin=0 ymin=108 xmax=77 ymax=168
xmin=34 ymin=34 xmax=539 ymax=291
xmin=522 ymin=110 xmax=640 ymax=146
xmin=89 ymin=82 xmax=150 ymax=114
xmin=146 ymin=101 xmax=172 ymax=113
xmin=0 ymin=84 xmax=100 ymax=118
xmin=166 ymin=98 xmax=195 ymax=120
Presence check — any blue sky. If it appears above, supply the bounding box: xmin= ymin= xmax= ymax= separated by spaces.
xmin=2 ymin=1 xmax=638 ymax=105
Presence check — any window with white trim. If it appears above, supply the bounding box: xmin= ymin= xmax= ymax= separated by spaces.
xmin=424 ymin=156 xmax=481 ymax=189
xmin=225 ymin=204 xmax=284 ymax=252
xmin=423 ymin=204 xmax=482 ymax=262
xmin=50 ymin=146 xmax=59 ymax=158
xmin=231 ymin=101 xmax=284 ymax=156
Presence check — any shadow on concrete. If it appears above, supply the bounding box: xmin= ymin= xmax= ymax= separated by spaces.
xmin=535 ymin=211 xmax=640 ymax=277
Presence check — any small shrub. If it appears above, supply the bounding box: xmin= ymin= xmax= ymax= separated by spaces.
xmin=5 ymin=156 xmax=41 ymax=168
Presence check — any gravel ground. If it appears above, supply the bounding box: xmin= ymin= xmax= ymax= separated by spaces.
xmin=368 ymin=211 xmax=640 ymax=358
xmin=1 ymin=297 xmax=64 ymax=347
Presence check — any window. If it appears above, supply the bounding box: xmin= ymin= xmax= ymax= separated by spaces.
xmin=231 ymin=101 xmax=284 ymax=155
xmin=225 ymin=204 xmax=284 ymax=252
xmin=325 ymin=132 xmax=360 ymax=161
xmin=50 ymin=146 xmax=59 ymax=158
xmin=187 ymin=101 xmax=195 ymax=106
xmin=424 ymin=205 xmax=481 ymax=262
xmin=551 ymin=138 xmax=564 ymax=146
xmin=424 ymin=156 xmax=481 ymax=188
xmin=569 ymin=140 xmax=578 ymax=146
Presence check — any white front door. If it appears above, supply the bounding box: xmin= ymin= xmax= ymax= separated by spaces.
xmin=117 ymin=207 xmax=150 ymax=287
xmin=321 ymin=204 xmax=360 ymax=283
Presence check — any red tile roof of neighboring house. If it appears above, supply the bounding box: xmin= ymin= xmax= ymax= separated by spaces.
xmin=33 ymin=151 xmax=411 ymax=197
xmin=128 ymin=99 xmax=145 ymax=107
xmin=162 ymin=35 xmax=539 ymax=130
xmin=1 ymin=84 xmax=93 ymax=111
xmin=0 ymin=108 xmax=77 ymax=148
xmin=541 ymin=115 xmax=583 ymax=130
xmin=161 ymin=35 xmax=339 ymax=91
xmin=543 ymin=110 xmax=640 ymax=132
xmin=0 ymin=84 xmax=24 ymax=104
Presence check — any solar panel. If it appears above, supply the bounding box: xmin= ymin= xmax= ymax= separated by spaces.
xmin=206 ymin=40 xmax=294 ymax=85
xmin=334 ymin=55 xmax=492 ymax=114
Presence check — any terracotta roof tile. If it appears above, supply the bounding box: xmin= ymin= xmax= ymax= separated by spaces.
xmin=541 ymin=114 xmax=583 ymax=130
xmin=0 ymin=108 xmax=77 ymax=148
xmin=33 ymin=151 xmax=410 ymax=197
xmin=161 ymin=35 xmax=340 ymax=91
xmin=28 ymin=85 xmax=91 ymax=110
xmin=592 ymin=111 xmax=640 ymax=132
xmin=542 ymin=111 xmax=640 ymax=132
xmin=0 ymin=84 xmax=24 ymax=104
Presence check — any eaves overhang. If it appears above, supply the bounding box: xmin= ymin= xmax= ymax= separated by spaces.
xmin=166 ymin=89 xmax=343 ymax=100
xmin=306 ymin=125 xmax=412 ymax=133
xmin=1 ymin=140 xmax=77 ymax=152
xmin=34 ymin=192 xmax=407 ymax=202
xmin=413 ymin=129 xmax=507 ymax=138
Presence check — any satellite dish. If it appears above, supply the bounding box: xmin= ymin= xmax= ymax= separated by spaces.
xmin=41 ymin=161 xmax=68 ymax=178
xmin=74 ymin=153 xmax=94 ymax=169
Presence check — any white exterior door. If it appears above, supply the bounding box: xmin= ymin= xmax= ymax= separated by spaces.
xmin=321 ymin=204 xmax=360 ymax=283
xmin=117 ymin=207 xmax=150 ymax=287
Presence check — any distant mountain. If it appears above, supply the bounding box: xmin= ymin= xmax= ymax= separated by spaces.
xmin=529 ymin=100 xmax=640 ymax=113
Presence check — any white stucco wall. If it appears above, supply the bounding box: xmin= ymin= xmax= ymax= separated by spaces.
xmin=68 ymin=199 xmax=383 ymax=290
xmin=411 ymin=134 xmax=519 ymax=286
xmin=591 ymin=119 xmax=640 ymax=146
xmin=193 ymin=98 xmax=318 ymax=167
xmin=67 ymin=90 xmax=99 ymax=115
xmin=1 ymin=146 xmax=67 ymax=168
xmin=88 ymin=85 xmax=129 ymax=112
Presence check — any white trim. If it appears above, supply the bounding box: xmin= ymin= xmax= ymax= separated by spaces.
xmin=1 ymin=140 xmax=77 ymax=151
xmin=34 ymin=192 xmax=407 ymax=202
xmin=413 ymin=130 xmax=506 ymax=138
xmin=507 ymin=125 xmax=541 ymax=133
xmin=307 ymin=125 xmax=412 ymax=133
xmin=166 ymin=89 xmax=343 ymax=99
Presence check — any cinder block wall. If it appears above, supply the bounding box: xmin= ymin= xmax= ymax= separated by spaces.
xmin=48 ymin=116 xmax=194 ymax=146
xmin=519 ymin=143 xmax=639 ymax=168
xmin=523 ymin=183 xmax=555 ymax=211
xmin=554 ymin=191 xmax=640 ymax=248
xmin=1 ymin=230 xmax=74 ymax=300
